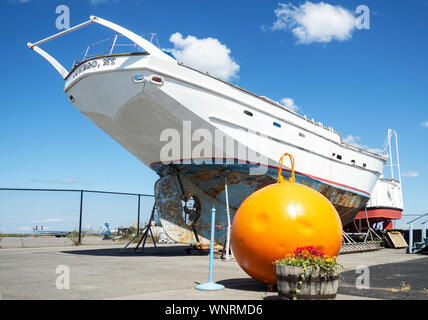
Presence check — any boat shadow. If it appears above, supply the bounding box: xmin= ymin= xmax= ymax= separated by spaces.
xmin=216 ymin=278 xmax=271 ymax=293
xmin=216 ymin=278 xmax=282 ymax=299
xmin=60 ymin=245 xmax=195 ymax=257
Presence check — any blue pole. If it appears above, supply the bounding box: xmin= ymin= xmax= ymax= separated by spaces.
xmin=195 ymin=207 xmax=224 ymax=291
xmin=208 ymin=207 xmax=215 ymax=283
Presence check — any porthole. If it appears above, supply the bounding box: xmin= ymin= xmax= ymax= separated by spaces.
xmin=337 ymin=155 xmax=342 ymax=160
xmin=150 ymin=75 xmax=163 ymax=84
xmin=133 ymin=75 xmax=145 ymax=83
xmin=244 ymin=110 xmax=253 ymax=117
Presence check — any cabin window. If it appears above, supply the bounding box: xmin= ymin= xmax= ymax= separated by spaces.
xmin=332 ymin=153 xmax=336 ymax=157
xmin=273 ymin=122 xmax=281 ymax=128
xmin=351 ymin=160 xmax=355 ymax=165
xmin=363 ymin=163 xmax=367 ymax=168
xmin=336 ymin=155 xmax=342 ymax=160
xmin=244 ymin=110 xmax=253 ymax=117
xmin=299 ymin=132 xmax=305 ymax=138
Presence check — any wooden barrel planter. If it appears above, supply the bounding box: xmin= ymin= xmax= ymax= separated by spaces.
xmin=275 ymin=264 xmax=339 ymax=300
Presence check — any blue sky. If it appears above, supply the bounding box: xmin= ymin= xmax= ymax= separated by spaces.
xmin=1 ymin=0 xmax=427 ymax=231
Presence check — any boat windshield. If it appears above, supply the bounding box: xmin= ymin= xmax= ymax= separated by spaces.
xmin=72 ymin=33 xmax=159 ymax=67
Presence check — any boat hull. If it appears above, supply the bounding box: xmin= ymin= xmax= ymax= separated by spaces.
xmin=63 ymin=54 xmax=384 ymax=246
xmin=345 ymin=208 xmax=403 ymax=232
xmin=152 ymin=161 xmax=369 ymax=246
xmin=345 ymin=178 xmax=403 ymax=232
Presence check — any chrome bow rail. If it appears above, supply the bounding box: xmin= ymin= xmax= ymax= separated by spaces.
xmin=73 ymin=32 xmax=161 ymax=67
xmin=27 ymin=16 xmax=175 ymax=79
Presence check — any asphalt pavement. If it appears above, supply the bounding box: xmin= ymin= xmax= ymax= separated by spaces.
xmin=0 ymin=244 xmax=426 ymax=300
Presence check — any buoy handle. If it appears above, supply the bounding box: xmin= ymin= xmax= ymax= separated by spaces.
xmin=277 ymin=153 xmax=295 ymax=184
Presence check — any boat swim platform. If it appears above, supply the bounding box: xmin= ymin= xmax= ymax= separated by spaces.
xmin=0 ymin=244 xmax=427 ymax=300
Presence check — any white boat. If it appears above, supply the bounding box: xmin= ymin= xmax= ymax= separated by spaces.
xmin=28 ymin=16 xmax=387 ymax=247
xmin=346 ymin=129 xmax=403 ymax=233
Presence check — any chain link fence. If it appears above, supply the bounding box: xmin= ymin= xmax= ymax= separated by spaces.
xmin=0 ymin=188 xmax=157 ymax=249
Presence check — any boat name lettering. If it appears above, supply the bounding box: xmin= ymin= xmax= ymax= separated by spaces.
xmin=72 ymin=60 xmax=101 ymax=79
xmin=72 ymin=58 xmax=117 ymax=79
xmin=103 ymin=57 xmax=116 ymax=66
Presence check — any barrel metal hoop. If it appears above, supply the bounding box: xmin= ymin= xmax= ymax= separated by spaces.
xmin=279 ymin=292 xmax=337 ymax=300
xmin=276 ymin=274 xmax=339 ymax=283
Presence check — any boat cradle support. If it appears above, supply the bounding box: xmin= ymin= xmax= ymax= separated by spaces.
xmin=154 ymin=166 xmax=233 ymax=249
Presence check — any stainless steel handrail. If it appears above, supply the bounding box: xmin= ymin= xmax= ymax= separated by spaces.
xmin=28 ymin=16 xmax=175 ymax=79
xmin=406 ymin=213 xmax=428 ymax=224
xmin=76 ymin=34 xmax=147 ymax=64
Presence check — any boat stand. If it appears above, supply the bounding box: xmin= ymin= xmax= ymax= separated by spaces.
xmin=340 ymin=210 xmax=383 ymax=254
xmin=219 ymin=171 xmax=234 ymax=261
xmin=343 ymin=232 xmax=357 ymax=245
xmin=362 ymin=208 xmax=382 ymax=242
xmin=120 ymin=204 xmax=157 ymax=254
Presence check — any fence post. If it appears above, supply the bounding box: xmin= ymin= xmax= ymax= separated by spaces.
xmin=422 ymin=222 xmax=427 ymax=240
xmin=78 ymin=190 xmax=83 ymax=244
xmin=137 ymin=194 xmax=141 ymax=235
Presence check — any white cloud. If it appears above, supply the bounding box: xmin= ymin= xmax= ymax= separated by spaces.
xmin=271 ymin=2 xmax=357 ymax=44
xmin=343 ymin=135 xmax=383 ymax=154
xmin=39 ymin=218 xmax=64 ymax=223
xmin=366 ymin=147 xmax=383 ymax=154
xmin=280 ymin=98 xmax=300 ymax=112
xmin=343 ymin=135 xmax=364 ymax=147
xmin=167 ymin=33 xmax=240 ymax=81
xmin=402 ymin=171 xmax=419 ymax=178
xmin=421 ymin=121 xmax=428 ymax=127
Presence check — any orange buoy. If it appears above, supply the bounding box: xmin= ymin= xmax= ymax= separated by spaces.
xmin=230 ymin=153 xmax=343 ymax=286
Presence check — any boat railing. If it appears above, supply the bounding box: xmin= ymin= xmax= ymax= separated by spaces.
xmin=301 ymin=114 xmax=336 ymax=133
xmin=406 ymin=213 xmax=428 ymax=225
xmin=73 ymin=33 xmax=159 ymax=67
xmin=28 ymin=16 xmax=176 ymax=79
